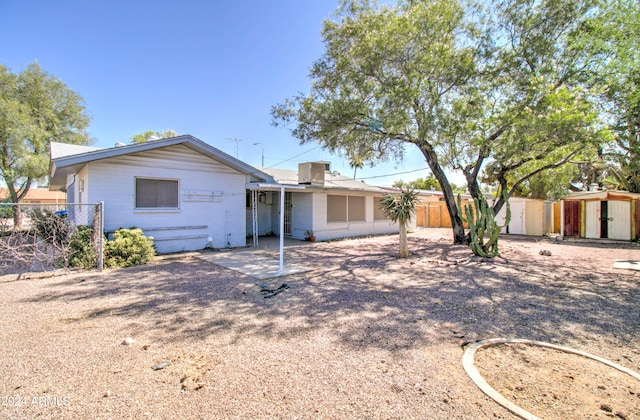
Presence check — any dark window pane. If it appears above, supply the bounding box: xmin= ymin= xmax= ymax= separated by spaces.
xmin=136 ymin=178 xmax=179 ymax=208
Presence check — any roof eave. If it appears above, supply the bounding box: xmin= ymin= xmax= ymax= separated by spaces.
xmin=50 ymin=135 xmax=275 ymax=184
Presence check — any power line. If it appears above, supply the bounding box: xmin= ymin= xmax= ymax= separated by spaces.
xmin=266 ymin=145 xmax=321 ymax=169
xmin=354 ymin=167 xmax=429 ymax=180
xmin=266 ymin=144 xmax=428 ymax=182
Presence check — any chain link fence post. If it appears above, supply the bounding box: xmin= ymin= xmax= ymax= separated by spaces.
xmin=96 ymin=202 xmax=104 ymax=271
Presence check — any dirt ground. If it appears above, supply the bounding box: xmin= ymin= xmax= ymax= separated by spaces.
xmin=476 ymin=342 xmax=640 ymax=419
xmin=1 ymin=228 xmax=639 ymax=419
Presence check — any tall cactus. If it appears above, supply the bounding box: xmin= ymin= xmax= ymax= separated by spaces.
xmin=457 ymin=191 xmax=511 ymax=258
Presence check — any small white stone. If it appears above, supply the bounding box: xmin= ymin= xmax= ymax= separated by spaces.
xmin=122 ymin=337 xmax=135 ymax=345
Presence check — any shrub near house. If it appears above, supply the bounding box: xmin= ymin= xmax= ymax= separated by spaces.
xmin=104 ymin=228 xmax=155 ymax=268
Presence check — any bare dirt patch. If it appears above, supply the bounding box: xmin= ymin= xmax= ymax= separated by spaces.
xmin=475 ymin=343 xmax=640 ymax=419
xmin=1 ymin=229 xmax=638 ymax=419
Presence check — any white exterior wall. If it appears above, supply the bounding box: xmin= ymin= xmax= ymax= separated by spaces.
xmin=290 ymin=192 xmax=313 ymax=239
xmin=497 ymin=198 xmax=526 ymax=235
xmin=249 ymin=191 xmax=399 ymax=242
xmin=271 ymin=192 xmax=281 ymax=236
xmin=71 ymin=165 xmax=92 ymax=226
xmin=525 ymin=200 xmax=544 ymax=236
xmin=77 ymin=164 xmax=89 ymax=204
xmin=311 ymin=192 xmax=398 ymax=241
xmin=496 ymin=198 xmax=546 ymax=236
xmin=85 ymin=145 xmax=247 ymax=253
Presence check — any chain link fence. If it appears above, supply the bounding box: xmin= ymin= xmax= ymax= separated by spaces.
xmin=0 ymin=202 xmax=103 ymax=276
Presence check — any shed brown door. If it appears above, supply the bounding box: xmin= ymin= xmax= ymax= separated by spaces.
xmin=563 ymin=200 xmax=581 ymax=237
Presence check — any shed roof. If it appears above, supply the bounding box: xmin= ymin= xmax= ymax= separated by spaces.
xmin=563 ymin=190 xmax=640 ymax=201
xmin=49 ymin=135 xmax=275 ymax=190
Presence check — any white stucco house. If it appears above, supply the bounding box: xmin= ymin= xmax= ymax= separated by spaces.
xmin=49 ymin=135 xmax=274 ymax=253
xmin=49 ymin=136 xmax=400 ymax=253
xmin=249 ymin=162 xmax=401 ymax=243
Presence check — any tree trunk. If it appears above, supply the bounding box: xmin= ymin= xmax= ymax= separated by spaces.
xmin=12 ymin=204 xmax=22 ymax=229
xmin=465 ymin=170 xmax=483 ymax=202
xmin=5 ymin=179 xmax=30 ymax=229
xmin=418 ymin=144 xmax=467 ymax=244
xmin=399 ymin=222 xmax=408 ymax=258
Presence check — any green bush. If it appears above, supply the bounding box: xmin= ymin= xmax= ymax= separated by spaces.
xmin=0 ymin=201 xmax=13 ymax=219
xmin=67 ymin=225 xmax=99 ymax=269
xmin=104 ymin=228 xmax=155 ymax=268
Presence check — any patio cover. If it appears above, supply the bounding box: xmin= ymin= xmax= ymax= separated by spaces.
xmin=246 ymin=182 xmax=306 ymax=273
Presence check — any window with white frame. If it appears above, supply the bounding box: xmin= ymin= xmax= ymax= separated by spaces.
xmin=135 ymin=178 xmax=179 ymax=209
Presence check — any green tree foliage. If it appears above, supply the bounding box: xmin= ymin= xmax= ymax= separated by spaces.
xmin=379 ymin=187 xmax=418 ymax=258
xmin=393 ymin=175 xmax=440 ymax=191
xmin=580 ymin=0 xmax=640 ymax=192
xmin=0 ymin=63 xmax=90 ymax=225
xmin=131 ymin=129 xmax=177 ymax=144
xmin=466 ymin=0 xmax=610 ymax=212
xmin=393 ymin=174 xmax=468 ymax=195
xmin=272 ymin=0 xmax=609 ymax=247
xmin=273 ymin=0 xmax=481 ymax=244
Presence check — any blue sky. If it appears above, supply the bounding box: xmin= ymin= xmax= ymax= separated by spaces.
xmin=1 ymin=0 xmax=452 ymax=186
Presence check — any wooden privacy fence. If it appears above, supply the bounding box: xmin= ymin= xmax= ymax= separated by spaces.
xmin=417 ymin=199 xmax=561 ymax=233
xmin=416 ymin=201 xmax=474 ymax=228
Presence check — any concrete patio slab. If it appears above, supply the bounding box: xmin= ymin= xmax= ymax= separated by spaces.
xmin=196 ymin=249 xmax=312 ymax=280
xmin=613 ymin=260 xmax=640 ymax=271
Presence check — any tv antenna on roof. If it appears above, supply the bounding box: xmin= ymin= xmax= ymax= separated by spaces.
xmin=225 ymin=138 xmax=241 ymax=158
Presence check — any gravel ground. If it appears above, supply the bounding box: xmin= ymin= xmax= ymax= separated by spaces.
xmin=1 ymin=228 xmax=639 ymax=419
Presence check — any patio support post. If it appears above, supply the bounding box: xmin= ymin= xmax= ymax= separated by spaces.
xmin=278 ymin=185 xmax=285 ymax=273
xmin=248 ymin=182 xmax=304 ymax=274
xmin=252 ymin=190 xmax=259 ymax=247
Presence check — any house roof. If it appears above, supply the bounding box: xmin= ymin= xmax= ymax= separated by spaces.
xmin=259 ymin=167 xmax=389 ymax=193
xmin=0 ymin=188 xmax=66 ymax=202
xmin=49 ymin=135 xmax=275 ymax=190
xmin=50 ymin=142 xmax=102 ymax=159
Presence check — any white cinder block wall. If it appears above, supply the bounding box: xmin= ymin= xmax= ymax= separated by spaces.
xmin=311 ymin=193 xmax=398 ymax=242
xmin=86 ymin=145 xmax=248 ymax=253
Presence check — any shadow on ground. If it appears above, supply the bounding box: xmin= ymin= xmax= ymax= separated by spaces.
xmin=20 ymin=231 xmax=640 ymax=354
